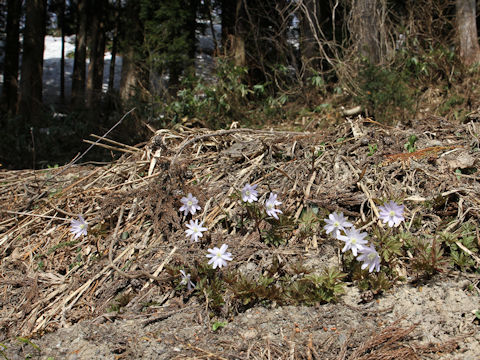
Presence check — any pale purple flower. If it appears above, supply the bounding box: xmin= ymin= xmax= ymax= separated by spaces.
xmin=206 ymin=244 xmax=233 ymax=269
xmin=185 ymin=219 xmax=207 ymax=242
xmin=356 ymin=244 xmax=381 ymax=273
xmin=180 ymin=270 xmax=195 ymax=291
xmin=241 ymin=183 xmax=258 ymax=203
xmin=378 ymin=200 xmax=404 ymax=227
xmin=337 ymin=227 xmax=368 ymax=256
xmin=265 ymin=192 xmax=283 ymax=219
xmin=70 ymin=215 xmax=88 ymax=239
xmin=323 ymin=212 xmax=353 ymax=239
xmin=179 ymin=193 xmax=201 ymax=216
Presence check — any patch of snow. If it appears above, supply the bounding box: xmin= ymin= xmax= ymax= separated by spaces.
xmin=43 ymin=35 xmax=76 ymax=59
xmin=41 ymin=35 xmax=122 ymax=101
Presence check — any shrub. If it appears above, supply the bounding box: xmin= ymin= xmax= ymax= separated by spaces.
xmin=355 ymin=62 xmax=414 ymax=124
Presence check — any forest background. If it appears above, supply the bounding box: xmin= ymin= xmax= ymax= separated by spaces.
xmin=0 ymin=0 xmax=480 ymax=169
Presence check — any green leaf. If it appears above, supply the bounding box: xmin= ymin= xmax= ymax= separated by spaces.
xmin=212 ymin=321 xmax=227 ymax=331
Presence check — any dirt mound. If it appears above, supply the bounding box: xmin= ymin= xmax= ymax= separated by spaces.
xmin=1 ymin=117 xmax=479 ymax=359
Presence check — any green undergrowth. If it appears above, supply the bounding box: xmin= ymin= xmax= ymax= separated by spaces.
xmin=167 ymin=259 xmax=346 ymax=315
xmin=160 ymin=194 xmax=480 ymax=320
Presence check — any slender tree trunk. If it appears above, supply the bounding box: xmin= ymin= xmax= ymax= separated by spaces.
xmin=86 ymin=0 xmax=106 ymax=107
xmin=186 ymin=0 xmax=197 ymax=74
xmin=108 ymin=37 xmax=118 ymax=93
xmin=206 ymin=0 xmax=218 ymax=55
xmin=72 ymin=0 xmax=88 ymax=107
xmin=233 ymin=0 xmax=246 ymax=67
xmin=94 ymin=28 xmax=106 ymax=91
xmin=108 ymin=0 xmax=120 ymax=92
xmin=60 ymin=0 xmax=65 ymax=103
xmin=456 ymin=0 xmax=480 ymax=66
xmin=19 ymin=0 xmax=47 ymax=126
xmin=3 ymin=0 xmax=22 ymax=115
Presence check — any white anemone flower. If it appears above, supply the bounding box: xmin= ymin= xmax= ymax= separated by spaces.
xmin=356 ymin=244 xmax=381 ymax=273
xmin=70 ymin=215 xmax=88 ymax=239
xmin=265 ymin=192 xmax=283 ymax=219
xmin=323 ymin=212 xmax=353 ymax=239
xmin=241 ymin=183 xmax=258 ymax=203
xmin=206 ymin=244 xmax=233 ymax=269
xmin=337 ymin=227 xmax=368 ymax=256
xmin=180 ymin=270 xmax=195 ymax=291
xmin=179 ymin=193 xmax=201 ymax=216
xmin=378 ymin=200 xmax=404 ymax=227
xmin=185 ymin=219 xmax=207 ymax=242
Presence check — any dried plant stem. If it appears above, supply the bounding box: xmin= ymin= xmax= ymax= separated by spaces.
xmin=171 ymin=128 xmax=308 ymax=167
xmin=108 ymin=206 xmax=176 ymax=281
xmin=1 ymin=210 xmax=70 ymax=222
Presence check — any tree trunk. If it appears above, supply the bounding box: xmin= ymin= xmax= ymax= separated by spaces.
xmin=186 ymin=0 xmax=197 ymax=73
xmin=60 ymin=0 xmax=65 ymax=103
xmin=220 ymin=0 xmax=235 ymax=53
xmin=233 ymin=0 xmax=246 ymax=67
xmin=108 ymin=0 xmax=120 ymax=92
xmin=19 ymin=0 xmax=46 ymax=126
xmin=119 ymin=47 xmax=138 ymax=100
xmin=86 ymin=0 xmax=106 ymax=107
xmin=71 ymin=0 xmax=88 ymax=107
xmin=456 ymin=0 xmax=480 ymax=66
xmin=299 ymin=0 xmax=317 ymax=71
xmin=352 ymin=0 xmax=383 ymax=64
xmin=3 ymin=0 xmax=22 ymax=115
xmin=219 ymin=0 xmax=245 ymax=66
xmin=119 ymin=0 xmax=142 ymax=100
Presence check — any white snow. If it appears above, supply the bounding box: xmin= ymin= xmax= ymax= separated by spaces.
xmin=43 ymin=35 xmax=76 ymax=59
xmin=42 ymin=35 xmax=122 ymax=101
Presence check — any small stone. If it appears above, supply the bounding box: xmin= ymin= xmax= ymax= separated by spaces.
xmin=241 ymin=329 xmax=258 ymax=340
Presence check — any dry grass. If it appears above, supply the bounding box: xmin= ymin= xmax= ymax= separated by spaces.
xmin=1 ymin=116 xmax=479 ymax=358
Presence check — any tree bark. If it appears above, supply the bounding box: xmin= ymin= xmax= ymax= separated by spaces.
xmin=456 ymin=0 xmax=480 ymax=66
xmin=59 ymin=0 xmax=66 ymax=103
xmin=86 ymin=0 xmax=106 ymax=107
xmin=233 ymin=0 xmax=246 ymax=67
xmin=299 ymin=0 xmax=317 ymax=70
xmin=119 ymin=0 xmax=142 ymax=100
xmin=71 ymin=0 xmax=88 ymax=107
xmin=3 ymin=0 xmax=22 ymax=115
xmin=220 ymin=0 xmax=235 ymax=52
xmin=108 ymin=0 xmax=120 ymax=92
xmin=19 ymin=0 xmax=47 ymax=126
xmin=352 ymin=0 xmax=382 ymax=64
xmin=119 ymin=47 xmax=139 ymax=100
